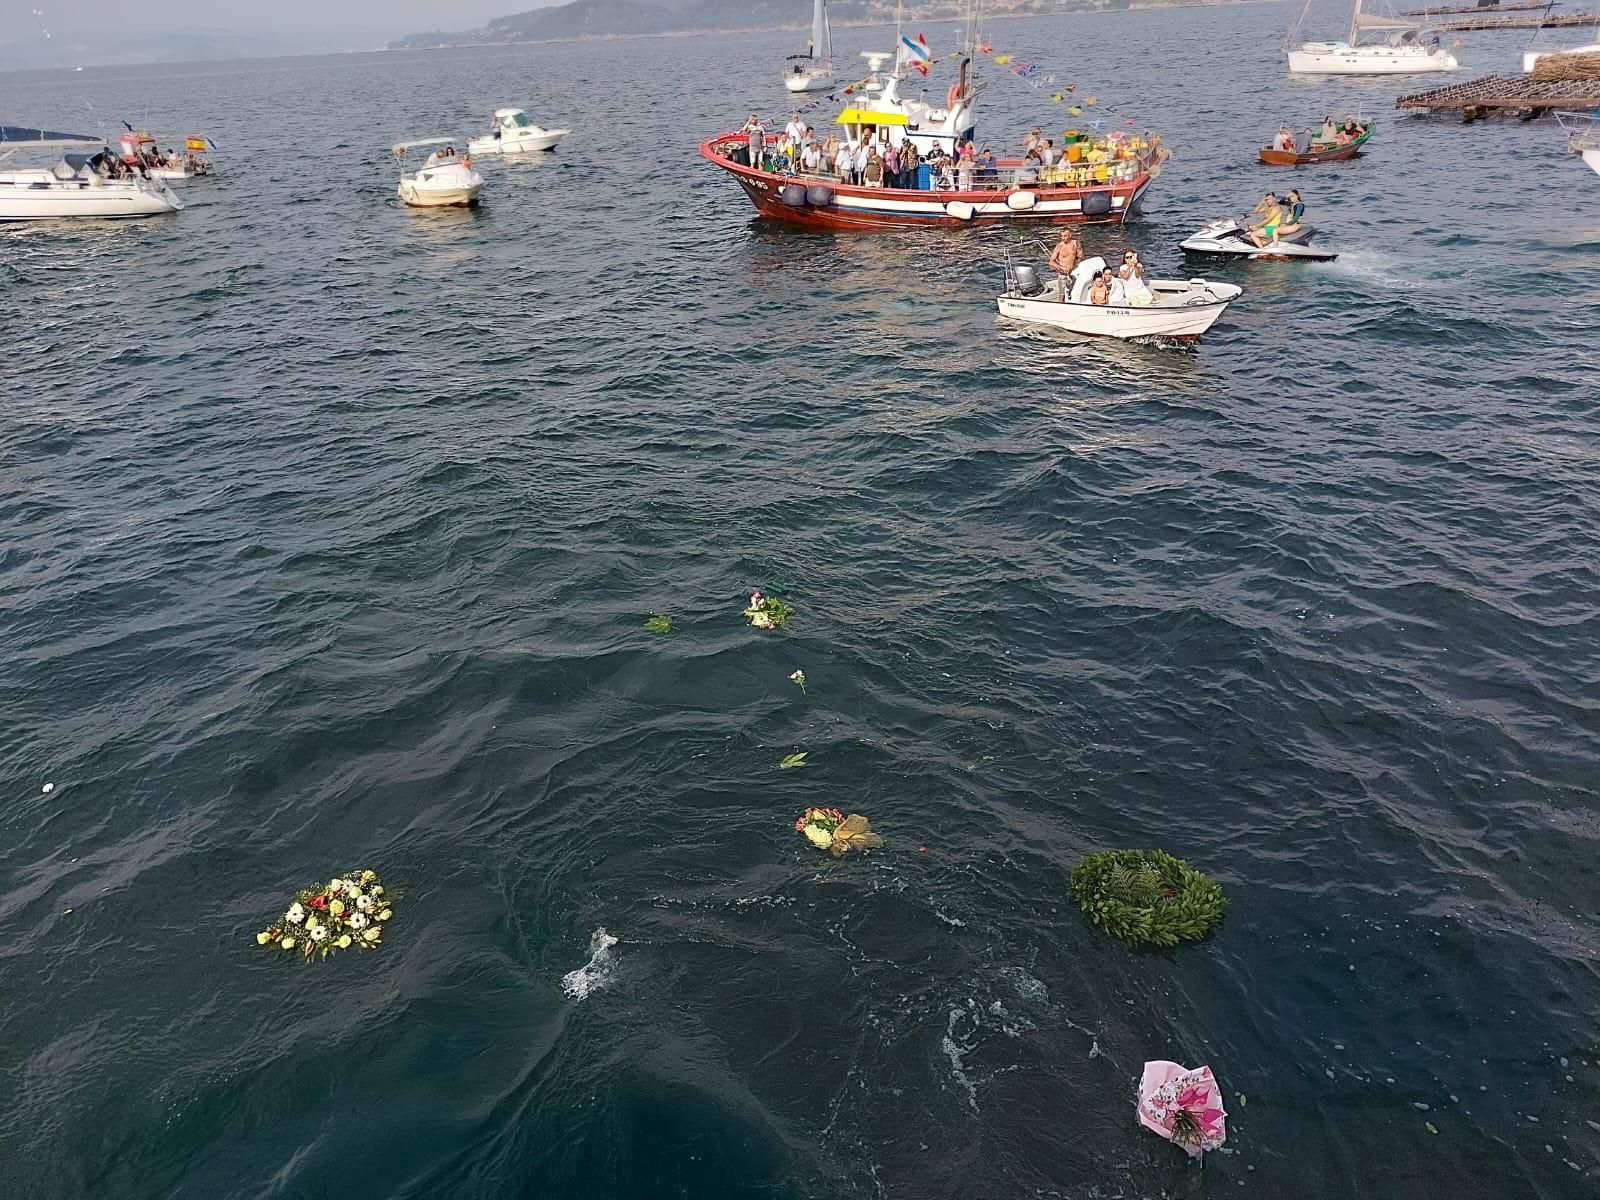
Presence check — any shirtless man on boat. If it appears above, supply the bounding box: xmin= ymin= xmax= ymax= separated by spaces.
xmin=1048 ymin=229 xmax=1083 ymax=301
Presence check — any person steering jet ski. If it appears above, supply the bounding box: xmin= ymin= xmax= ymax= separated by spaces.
xmin=1248 ymin=190 xmax=1306 ymax=248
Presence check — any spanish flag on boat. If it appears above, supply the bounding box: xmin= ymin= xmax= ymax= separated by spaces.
xmin=185 ymin=135 xmax=207 ymax=152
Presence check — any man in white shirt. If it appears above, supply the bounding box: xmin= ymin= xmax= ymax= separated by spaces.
xmin=784 ymin=113 xmax=805 ymax=148
xmin=801 ymin=141 xmax=822 ymax=174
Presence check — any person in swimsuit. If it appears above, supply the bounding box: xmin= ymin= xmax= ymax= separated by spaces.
xmin=1271 ymin=190 xmax=1306 ymax=244
xmin=1048 ymin=229 xmax=1083 ymax=301
xmin=1248 ymin=192 xmax=1282 ymax=247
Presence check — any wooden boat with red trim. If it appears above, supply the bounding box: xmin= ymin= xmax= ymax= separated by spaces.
xmin=701 ymin=131 xmax=1164 ymax=229
xmin=1258 ymin=123 xmax=1373 ymax=165
xmin=701 ymin=48 xmax=1167 ymax=230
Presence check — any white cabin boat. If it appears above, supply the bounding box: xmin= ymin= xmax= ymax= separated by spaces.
xmin=997 ymin=256 xmax=1242 ymax=342
xmin=0 ymin=127 xmax=181 ymax=221
xmin=393 ymin=139 xmax=484 ymax=208
xmin=1287 ymin=0 xmax=1458 ymax=74
xmin=467 ymin=108 xmax=568 ymax=156
xmin=784 ymin=0 xmax=835 ymax=93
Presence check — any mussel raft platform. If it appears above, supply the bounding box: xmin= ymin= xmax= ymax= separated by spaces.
xmin=1397 ymin=74 xmax=1600 ymax=118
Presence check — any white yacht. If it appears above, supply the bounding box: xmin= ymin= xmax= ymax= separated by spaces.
xmin=1287 ymin=0 xmax=1459 ymax=74
xmin=783 ymin=0 xmax=835 ymax=93
xmin=467 ymin=108 xmax=568 ymax=156
xmin=0 ymin=125 xmax=181 ymax=221
xmin=392 ymin=139 xmax=484 ymax=208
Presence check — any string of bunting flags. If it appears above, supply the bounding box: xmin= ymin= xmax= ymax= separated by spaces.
xmin=763 ymin=34 xmax=1147 ymax=143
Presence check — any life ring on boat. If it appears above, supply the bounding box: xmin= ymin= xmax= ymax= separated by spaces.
xmin=1005 ymin=190 xmax=1035 ymax=211
xmin=944 ymin=200 xmax=975 ymax=221
xmin=947 ymin=83 xmax=963 ymax=110
xmin=779 ymin=183 xmax=808 ymax=207
xmin=805 ymin=184 xmax=834 ymax=207
xmin=1080 ymin=189 xmax=1113 ymax=218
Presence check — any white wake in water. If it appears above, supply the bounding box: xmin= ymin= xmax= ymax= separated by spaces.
xmin=561 ymin=927 xmax=618 ymax=1000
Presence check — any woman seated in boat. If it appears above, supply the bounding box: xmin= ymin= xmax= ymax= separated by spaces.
xmin=1342 ymin=117 xmax=1364 ymax=139
xmin=1272 ymin=125 xmax=1294 ymax=152
xmin=1118 ymin=250 xmax=1154 ymax=306
xmin=1319 ymin=115 xmax=1337 ymax=142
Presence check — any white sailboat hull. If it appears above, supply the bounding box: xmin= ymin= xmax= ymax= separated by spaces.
xmin=1288 ymin=43 xmax=1457 ymax=74
xmin=1584 ymin=148 xmax=1600 ymax=177
xmin=784 ymin=68 xmax=835 ymax=93
xmin=0 ymin=172 xmax=182 ymax=221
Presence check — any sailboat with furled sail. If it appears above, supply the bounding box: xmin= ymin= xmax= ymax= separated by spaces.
xmin=1286 ymin=0 xmax=1459 ymax=74
xmin=783 ymin=0 xmax=834 ymax=93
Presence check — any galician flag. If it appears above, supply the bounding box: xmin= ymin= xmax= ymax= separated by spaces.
xmin=899 ymin=32 xmax=931 ymax=74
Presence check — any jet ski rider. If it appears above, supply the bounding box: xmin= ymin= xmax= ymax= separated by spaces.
xmin=1248 ymin=190 xmax=1305 ymax=248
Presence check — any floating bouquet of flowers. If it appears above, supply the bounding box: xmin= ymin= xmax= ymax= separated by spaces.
xmin=796 ymin=807 xmax=883 ymax=857
xmin=255 ymin=870 xmax=394 ymax=961
xmin=1137 ymin=1061 xmax=1227 ymax=1158
xmin=743 ymin=589 xmax=793 ymax=630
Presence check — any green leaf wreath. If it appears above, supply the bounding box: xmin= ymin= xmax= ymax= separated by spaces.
xmin=1069 ymin=849 xmax=1225 ymax=949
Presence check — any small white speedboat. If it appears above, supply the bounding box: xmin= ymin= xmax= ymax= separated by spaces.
xmin=1179 ymin=217 xmax=1338 ymax=262
xmin=393 ymin=139 xmax=483 ymax=208
xmin=467 ymin=108 xmax=568 ymax=156
xmin=997 ymin=256 xmax=1243 ymax=342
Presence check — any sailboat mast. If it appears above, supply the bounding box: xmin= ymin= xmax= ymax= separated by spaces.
xmin=1348 ymin=0 xmax=1363 ymax=46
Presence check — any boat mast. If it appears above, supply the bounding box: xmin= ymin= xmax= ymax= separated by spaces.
xmin=1348 ymin=0 xmax=1363 ymax=46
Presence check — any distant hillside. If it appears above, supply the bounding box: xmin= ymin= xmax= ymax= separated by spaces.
xmin=388 ymin=0 xmax=1216 ymax=48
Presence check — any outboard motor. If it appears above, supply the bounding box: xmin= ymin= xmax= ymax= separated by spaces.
xmin=1012 ymin=264 xmax=1044 ymax=296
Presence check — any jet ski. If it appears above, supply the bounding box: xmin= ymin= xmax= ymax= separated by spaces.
xmin=1179 ymin=217 xmax=1337 ymax=262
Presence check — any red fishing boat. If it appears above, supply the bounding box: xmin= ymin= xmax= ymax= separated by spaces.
xmin=701 ymin=48 xmax=1168 ymax=230
xmin=1258 ymin=122 xmax=1373 ymax=165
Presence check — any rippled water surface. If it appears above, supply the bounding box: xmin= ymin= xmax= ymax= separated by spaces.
xmin=2 ymin=4 xmax=1598 ymax=1197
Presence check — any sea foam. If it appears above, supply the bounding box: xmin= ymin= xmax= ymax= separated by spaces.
xmin=561 ymin=927 xmax=618 ymax=1000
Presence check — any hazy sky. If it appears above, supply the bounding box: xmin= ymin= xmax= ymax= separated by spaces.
xmin=4 ymin=0 xmax=539 ymax=36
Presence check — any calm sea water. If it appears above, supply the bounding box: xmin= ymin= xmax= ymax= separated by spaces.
xmin=2 ymin=4 xmax=1597 ymax=1197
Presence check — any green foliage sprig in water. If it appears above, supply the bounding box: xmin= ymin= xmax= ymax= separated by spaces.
xmin=1069 ymin=849 xmax=1225 ymax=949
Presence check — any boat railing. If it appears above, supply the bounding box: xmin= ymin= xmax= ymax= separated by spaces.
xmin=708 ymin=134 xmax=1164 ymax=189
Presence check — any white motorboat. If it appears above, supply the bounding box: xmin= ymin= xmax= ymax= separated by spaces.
xmin=1179 ymin=217 xmax=1338 ymax=262
xmin=783 ymin=0 xmax=835 ymax=93
xmin=1286 ymin=0 xmax=1458 ymax=74
xmin=1555 ymin=110 xmax=1600 ymax=178
xmin=117 ymin=130 xmax=214 ymax=181
xmin=997 ymin=256 xmax=1242 ymax=342
xmin=0 ymin=126 xmax=181 ymax=221
xmin=393 ymin=139 xmax=484 ymax=208
xmin=467 ymin=108 xmax=568 ymax=156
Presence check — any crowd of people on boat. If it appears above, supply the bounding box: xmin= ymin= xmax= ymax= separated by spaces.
xmin=1272 ymin=116 xmax=1367 ymax=153
xmin=735 ymin=113 xmax=1154 ymax=191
